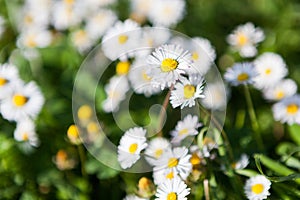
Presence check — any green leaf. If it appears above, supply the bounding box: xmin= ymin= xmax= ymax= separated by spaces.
xmin=235 ymin=169 xmax=259 ymax=177
xmin=288 ymin=124 xmax=300 ymax=145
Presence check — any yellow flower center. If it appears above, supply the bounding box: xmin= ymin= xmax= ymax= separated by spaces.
xmin=142 ymin=71 xmax=152 ymax=81
xmin=77 ymin=105 xmax=92 ymax=121
xmin=64 ymin=0 xmax=74 ymax=5
xmin=190 ymin=153 xmax=201 ymax=165
xmin=26 ymin=35 xmax=37 ymax=48
xmin=192 ymin=52 xmax=199 ymax=60
xmin=237 ymin=73 xmax=249 ymax=82
xmin=0 ymin=77 xmax=7 ymax=86
xmin=183 ymin=85 xmax=196 ymax=99
xmin=154 ymin=149 xmax=163 ymax=158
xmin=168 ymin=157 xmax=178 ymax=168
xmin=166 ymin=171 xmax=174 ymax=179
xmin=265 ymin=68 xmax=272 ymax=75
xmin=129 ymin=143 xmax=138 ymax=154
xmin=167 ymin=192 xmax=177 ymax=200
xmin=118 ymin=35 xmax=128 ymax=44
xmin=67 ymin=125 xmax=79 ymax=138
xmin=87 ymin=122 xmax=99 ymax=133
xmin=275 ymin=90 xmax=284 ymax=99
xmin=24 ymin=15 xmax=33 ymax=25
xmin=286 ymin=104 xmax=299 ymax=114
xmin=74 ymin=30 xmax=87 ymax=44
xmin=13 ymin=94 xmax=28 ymax=107
xmin=251 ymin=183 xmax=264 ymax=194
xmin=179 ymin=128 xmax=189 ymax=135
xmin=237 ymin=33 xmax=248 ymax=46
xmin=161 ymin=58 xmax=178 ymax=72
xmin=22 ymin=133 xmax=29 ymax=141
xmin=116 ymin=61 xmax=130 ymax=75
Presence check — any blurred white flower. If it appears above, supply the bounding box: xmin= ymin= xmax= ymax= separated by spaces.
xmin=224 ymin=62 xmax=257 ymax=86
xmin=170 ymin=115 xmax=201 ymax=144
xmin=201 ymin=82 xmax=227 ymax=110
xmin=170 ymin=74 xmax=205 ymax=109
xmin=102 ymin=75 xmax=129 ymax=113
xmin=263 ymin=79 xmax=297 ymax=101
xmin=153 ymin=168 xmax=180 ymax=186
xmin=155 ymin=178 xmax=190 ymax=200
xmin=144 ymin=137 xmax=171 ymax=166
xmin=128 ymin=58 xmax=162 ymax=97
xmin=272 ymin=94 xmax=300 ymax=125
xmin=123 ymin=194 xmax=148 ymax=200
xmin=253 ymin=53 xmax=288 ymax=90
xmin=148 ymin=0 xmax=185 ymax=28
xmin=244 ymin=175 xmax=271 ymax=200
xmin=71 ymin=29 xmax=95 ymax=54
xmin=154 ymin=147 xmax=192 ymax=180
xmin=0 ymin=63 xmax=20 ymax=99
xmin=117 ymin=127 xmax=148 ymax=169
xmin=17 ymin=28 xmax=52 ymax=49
xmin=102 ymin=19 xmax=141 ymax=60
xmin=85 ymin=9 xmax=117 ymax=40
xmin=227 ymin=22 xmax=264 ymax=58
xmin=147 ymin=44 xmax=192 ymax=89
xmin=232 ymin=154 xmax=249 ymax=170
xmin=0 ymin=81 xmax=45 ymax=122
xmin=14 ymin=118 xmax=39 ymax=147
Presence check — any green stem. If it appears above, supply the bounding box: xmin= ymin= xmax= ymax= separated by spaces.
xmin=243 ymin=85 xmax=264 ymax=151
xmin=77 ymin=144 xmax=87 ymax=178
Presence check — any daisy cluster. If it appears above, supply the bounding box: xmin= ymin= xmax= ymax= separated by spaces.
xmin=225 ymin=22 xmax=300 ymax=125
xmin=0 ymin=63 xmax=44 ymax=151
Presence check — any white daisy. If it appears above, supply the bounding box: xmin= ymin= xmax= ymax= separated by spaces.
xmin=227 ymin=22 xmax=265 ymax=58
xmin=124 ymin=194 xmax=148 ymax=200
xmin=0 ymin=81 xmax=44 ymax=122
xmin=153 ymin=168 xmax=180 ymax=186
xmin=0 ymin=63 xmax=20 ymax=99
xmin=224 ymin=62 xmax=257 ymax=86
xmin=130 ymin=0 xmax=153 ymax=21
xmin=117 ymin=127 xmax=148 ymax=169
xmin=144 ymin=137 xmax=171 ymax=166
xmin=170 ymin=115 xmax=202 ymax=144
xmin=154 ymin=147 xmax=192 ymax=180
xmin=102 ymin=75 xmax=130 ymax=113
xmin=147 ymin=44 xmax=192 ymax=89
xmin=263 ymin=79 xmax=297 ymax=101
xmin=70 ymin=29 xmax=95 ymax=54
xmin=14 ymin=118 xmax=39 ymax=147
xmin=102 ymin=19 xmax=141 ymax=60
xmin=272 ymin=95 xmax=300 ymax=125
xmin=232 ymin=154 xmax=249 ymax=170
xmin=253 ymin=52 xmax=288 ymax=90
xmin=155 ymin=178 xmax=190 ymax=200
xmin=17 ymin=28 xmax=52 ymax=49
xmin=244 ymin=175 xmax=271 ymax=200
xmin=170 ymin=74 xmax=205 ymax=109
xmin=148 ymin=0 xmax=185 ymax=28
xmin=85 ymin=9 xmax=117 ymax=40
xmin=128 ymin=58 xmax=162 ymax=97
xmin=186 ymin=37 xmax=216 ymax=75
xmin=200 ymin=82 xmax=227 ymax=110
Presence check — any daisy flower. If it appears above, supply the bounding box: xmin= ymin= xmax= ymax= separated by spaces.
xmin=186 ymin=37 xmax=216 ymax=75
xmin=148 ymin=0 xmax=186 ymax=28
xmin=232 ymin=154 xmax=249 ymax=170
xmin=70 ymin=29 xmax=94 ymax=54
xmin=117 ymin=127 xmax=148 ymax=169
xmin=170 ymin=74 xmax=205 ymax=109
xmin=153 ymin=168 xmax=180 ymax=186
xmin=272 ymin=95 xmax=300 ymax=125
xmin=154 ymin=147 xmax=192 ymax=180
xmin=147 ymin=44 xmax=192 ymax=89
xmin=0 ymin=81 xmax=45 ymax=122
xmin=130 ymin=0 xmax=153 ymax=23
xmin=124 ymin=194 xmax=148 ymax=200
xmin=102 ymin=19 xmax=141 ymax=60
xmin=224 ymin=62 xmax=257 ymax=86
xmin=201 ymin=82 xmax=227 ymax=110
xmin=128 ymin=58 xmax=162 ymax=97
xmin=155 ymin=178 xmax=190 ymax=200
xmin=144 ymin=137 xmax=171 ymax=166
xmin=170 ymin=115 xmax=202 ymax=144
xmin=253 ymin=52 xmax=288 ymax=90
xmin=17 ymin=28 xmax=52 ymax=49
xmin=14 ymin=118 xmax=39 ymax=147
xmin=85 ymin=9 xmax=117 ymax=40
xmin=0 ymin=63 xmax=20 ymax=99
xmin=102 ymin=75 xmax=129 ymax=113
xmin=263 ymin=79 xmax=297 ymax=101
xmin=227 ymin=22 xmax=265 ymax=58
xmin=244 ymin=175 xmax=271 ymax=200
